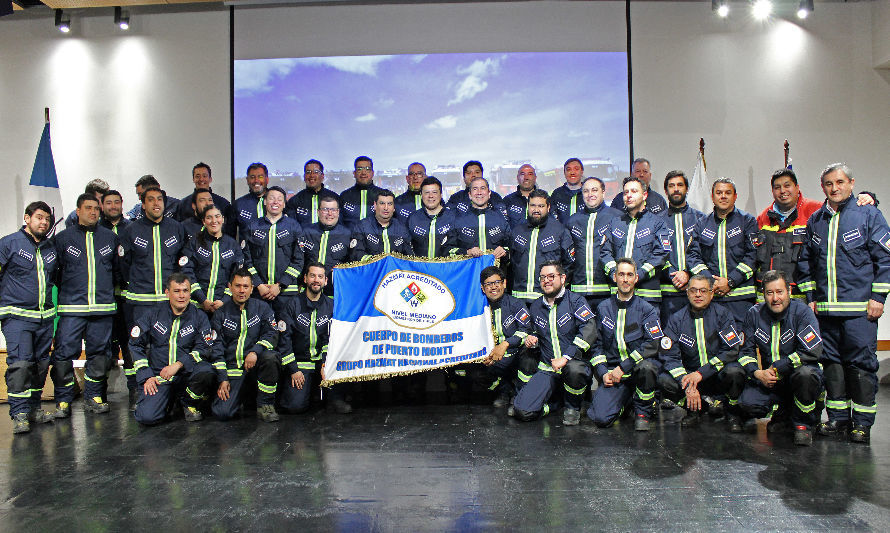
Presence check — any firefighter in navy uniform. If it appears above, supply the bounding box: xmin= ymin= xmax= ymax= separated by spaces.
xmin=509 ymin=189 xmax=574 ymax=302
xmin=233 ymin=162 xmax=269 ymax=240
xmin=660 ymin=170 xmax=708 ymax=323
xmin=798 ymin=164 xmax=890 ymax=444
xmin=657 ymin=274 xmax=745 ymax=428
xmin=130 ymin=273 xmax=215 ymax=425
xmin=394 ymin=163 xmax=427 ymax=222
xmin=478 ymin=266 xmax=535 ymax=409
xmin=118 ymin=186 xmax=186 ymax=395
xmin=601 ymin=177 xmax=671 ymax=303
xmin=0 ymin=202 xmax=59 ymax=433
xmin=276 ymin=262 xmax=352 ymax=414
xmin=502 ymin=164 xmax=542 ymax=229
xmin=202 ymin=268 xmax=280 ymax=422
xmin=52 ymin=194 xmax=120 ymax=418
xmin=299 ymin=194 xmax=352 ymax=295
xmin=180 ymin=188 xmax=214 ymax=241
xmin=242 ymin=186 xmax=305 ymax=316
xmin=737 ymin=270 xmax=824 ymax=446
xmin=566 ymin=177 xmax=622 ymax=311
xmin=446 ymin=161 xmax=507 ymax=218
xmin=449 ymin=177 xmax=511 ymax=260
xmin=512 ymin=261 xmax=597 ymax=426
xmin=695 ymin=178 xmax=758 ymax=325
xmin=609 ymin=158 xmax=668 ymax=216
xmin=286 ymin=159 xmax=341 ymax=227
xmin=176 ymin=162 xmax=236 ymax=238
xmin=587 ymin=258 xmax=663 ymax=431
xmin=406 ymin=177 xmax=457 ymax=259
xmin=99 ymin=190 xmax=134 ymax=404
xmin=179 ymin=204 xmax=244 ymax=315
xmin=340 ymin=156 xmax=384 ymax=230
xmin=551 ymin=158 xmax=585 ymax=224
xmin=350 ymin=190 xmax=414 ymax=260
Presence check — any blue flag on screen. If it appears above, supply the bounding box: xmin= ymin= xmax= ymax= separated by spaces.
xmin=323 ymin=254 xmax=496 ymax=385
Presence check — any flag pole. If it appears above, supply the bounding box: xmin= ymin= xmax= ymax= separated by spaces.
xmin=45 ymin=107 xmax=50 ymax=124
xmin=784 ymin=139 xmax=790 ymax=169
xmin=699 ymin=137 xmax=706 ymax=171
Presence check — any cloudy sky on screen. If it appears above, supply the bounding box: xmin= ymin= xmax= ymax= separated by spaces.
xmin=234 ymin=52 xmax=629 ymax=178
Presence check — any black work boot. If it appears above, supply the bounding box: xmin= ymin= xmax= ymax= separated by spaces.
xmin=818 ymin=419 xmax=850 ymax=437
xmin=849 ymin=425 xmax=871 ymax=445
xmin=793 ymin=425 xmax=813 ymax=446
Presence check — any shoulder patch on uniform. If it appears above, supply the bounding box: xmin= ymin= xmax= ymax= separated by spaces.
xmin=515 ymin=308 xmax=530 ymax=326
xmin=719 ymin=325 xmax=741 ymax=347
xmin=646 ymin=321 xmax=664 ymax=339
xmin=811 ymin=233 xmax=822 ymax=246
xmin=118 ymin=245 xmax=126 ymax=257
xmin=278 ymin=320 xmax=287 ymax=332
xmin=574 ymin=305 xmax=593 ymax=322
xmin=797 ymin=324 xmax=822 ymax=350
xmin=660 ymin=337 xmax=672 ymax=350
xmin=349 ymin=239 xmax=357 ymax=249
xmin=130 ymin=326 xmax=141 ymax=338
xmin=878 ymin=230 xmax=890 ymax=253
xmin=179 ymin=256 xmax=188 ymax=266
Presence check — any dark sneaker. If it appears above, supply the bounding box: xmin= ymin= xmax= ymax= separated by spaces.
xmin=818 ymin=419 xmax=850 ymax=437
xmin=54 ymin=402 xmax=71 ymax=419
xmin=634 ymin=414 xmax=650 ymax=431
xmin=128 ymin=388 xmax=137 ymax=411
xmin=660 ymin=398 xmax=678 ymax=410
xmin=793 ymin=425 xmax=813 ymax=446
xmin=12 ymin=413 xmax=30 ymax=434
xmin=28 ymin=409 xmax=54 ymax=424
xmin=849 ymin=425 xmax=871 ymax=445
xmin=332 ymin=399 xmax=353 ymax=414
xmin=562 ymin=407 xmax=581 ymax=426
xmin=258 ymin=405 xmax=280 ymax=423
xmin=727 ymin=414 xmax=744 ymax=433
xmin=183 ymin=406 xmax=203 ymax=422
xmin=84 ymin=397 xmax=110 ymax=414
xmin=708 ymin=398 xmax=725 ymax=418
xmin=681 ymin=410 xmax=702 ymax=428
xmin=506 ymin=405 xmax=515 ymax=417
xmin=492 ymin=392 xmax=510 ymax=409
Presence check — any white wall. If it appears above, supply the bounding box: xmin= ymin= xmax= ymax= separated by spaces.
xmin=873 ymin=0 xmax=890 ymax=68
xmin=0 ymin=6 xmax=231 ymax=232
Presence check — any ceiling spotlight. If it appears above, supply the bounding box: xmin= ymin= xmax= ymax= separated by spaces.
xmin=712 ymin=0 xmax=730 ymax=18
xmin=752 ymin=0 xmax=773 ymax=20
xmin=114 ymin=6 xmax=129 ymax=30
xmin=797 ymin=0 xmax=814 ymax=19
xmin=54 ymin=9 xmax=70 ymax=33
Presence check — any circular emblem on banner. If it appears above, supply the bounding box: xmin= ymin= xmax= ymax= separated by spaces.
xmin=373 ymin=269 xmax=455 ymax=329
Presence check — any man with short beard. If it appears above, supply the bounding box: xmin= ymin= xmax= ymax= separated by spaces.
xmin=659 ymin=170 xmax=708 ymax=324
xmin=566 ymin=177 xmax=622 ymax=311
xmin=286 ymin=159 xmax=341 ymax=227
xmin=503 ymin=164 xmax=542 ymax=228
xmin=394 ymin=162 xmax=428 ymax=222
xmin=508 ymin=189 xmax=573 ymax=302
xmin=0 ymin=201 xmax=59 ymax=433
xmin=100 ymin=190 xmax=134 ymax=404
xmin=511 ymin=261 xmax=597 ymax=426
xmin=588 ymin=258 xmax=663 ymax=431
xmin=657 ymin=274 xmax=745 ymax=429
xmin=181 ymin=188 xmax=214 ymax=240
xmin=601 ymin=177 xmax=671 ymax=303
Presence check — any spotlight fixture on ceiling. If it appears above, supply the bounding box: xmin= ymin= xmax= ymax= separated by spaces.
xmin=752 ymin=0 xmax=773 ymax=20
xmin=114 ymin=6 xmax=129 ymax=30
xmin=712 ymin=0 xmax=730 ymax=18
xmin=797 ymin=0 xmax=814 ymax=19
xmin=54 ymin=9 xmax=70 ymax=33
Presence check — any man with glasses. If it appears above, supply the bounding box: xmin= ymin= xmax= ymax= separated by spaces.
xmin=299 ymin=194 xmax=352 ymax=296
xmin=287 ymin=159 xmax=341 ymax=227
xmin=657 ymin=274 xmax=746 ymax=429
xmin=340 ymin=156 xmax=384 ymax=229
xmin=511 ymin=261 xmax=597 ymax=425
xmin=395 ymin=163 xmax=428 ymax=222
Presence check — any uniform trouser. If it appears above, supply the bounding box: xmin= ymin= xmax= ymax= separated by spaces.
xmin=203 ymin=353 xmax=281 ymax=420
xmin=737 ymin=364 xmax=823 ymax=429
xmin=819 ymin=315 xmax=879 ymax=427
xmin=587 ymin=359 xmax=661 ymax=427
xmin=716 ymin=298 xmax=756 ymax=327
xmin=513 ymin=359 xmax=592 ymax=421
xmin=133 ymin=365 xmax=214 ymax=426
xmin=109 ymin=295 xmax=130 ymax=391
xmin=52 ymin=315 xmax=114 ymax=404
xmin=122 ymin=301 xmax=156 ymax=390
xmin=660 ymin=295 xmax=689 ymax=328
xmin=278 ymin=361 xmax=347 ymax=413
xmin=657 ymin=363 xmax=745 ymax=412
xmin=2 ymin=317 xmax=54 ymax=418
xmin=473 ymin=347 xmax=537 ymax=397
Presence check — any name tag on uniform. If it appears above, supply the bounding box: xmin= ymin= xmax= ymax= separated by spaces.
xmin=601 ymin=316 xmax=615 ymax=330
xmin=612 ymin=228 xmax=625 ymax=239
xmin=277 ymin=230 xmax=290 ymax=239
xmin=18 ymin=249 xmax=34 ymax=262
xmin=331 ymin=243 xmax=345 ymax=253
xmin=413 ymin=226 xmax=427 ymax=236
xmin=343 ymin=203 xmax=356 ymax=213
xmin=557 ymin=313 xmax=571 ymax=327
xmin=636 ymin=228 xmax=650 ymax=239
xmin=541 ymin=236 xmax=556 ymax=247
xmin=755 ymin=328 xmax=770 ymax=345
xmin=198 ymin=247 xmax=211 ymax=258
xmin=223 ymin=318 xmax=238 ymax=330
xmin=247 ymin=315 xmax=260 ymax=328
xmin=368 ymin=235 xmax=380 ymax=245
xmin=221 ymin=250 xmax=234 ymax=259
xmin=164 ymin=236 xmax=178 ymax=248
xmin=780 ymin=329 xmax=794 ymax=344
xmin=239 ymin=210 xmax=252 ymax=220
xmin=701 ymin=228 xmax=716 ymax=240
xmin=180 ymin=325 xmax=194 ymax=337
xmin=514 ymin=235 xmax=528 ymax=247
xmin=678 ymin=333 xmax=695 ymax=348
xmin=297 ymin=314 xmax=311 ymax=327
xmin=99 ymin=245 xmax=112 ymax=256
xmin=727 ymin=226 xmax=741 ymax=239
xmin=842 ymin=229 xmax=861 ymax=243
xmin=153 ymin=321 xmax=168 ymax=335
xmin=134 ymin=237 xmax=148 ymax=249
xmin=66 ymin=246 xmax=81 ymax=258
xmin=489 ymin=226 xmax=502 ymax=236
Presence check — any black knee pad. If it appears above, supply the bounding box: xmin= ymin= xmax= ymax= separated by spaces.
xmin=85 ymin=354 xmax=112 ymax=378
xmin=844 ymin=366 xmax=877 ymax=404
xmin=256 ymin=352 xmax=281 ymax=382
xmin=562 ymin=360 xmax=590 ymax=389
xmin=518 ymin=350 xmax=539 ymax=377
xmin=50 ymin=359 xmax=75 ymax=385
xmin=5 ymin=361 xmax=35 ymax=393
xmin=634 ymin=360 xmax=659 ymax=389
xmin=722 ymin=366 xmax=746 ymax=398
xmin=657 ymin=373 xmax=681 ymax=398
xmin=823 ymin=362 xmax=845 ymax=392
xmin=189 ymin=371 xmax=216 ymax=394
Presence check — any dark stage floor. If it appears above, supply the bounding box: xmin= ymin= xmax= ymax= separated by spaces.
xmin=2 ymin=387 xmax=890 ymax=532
